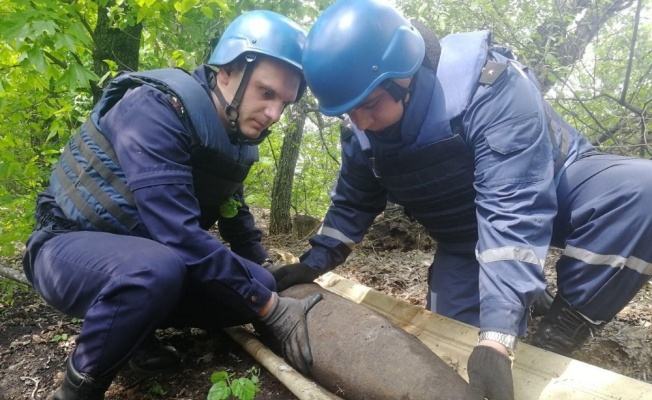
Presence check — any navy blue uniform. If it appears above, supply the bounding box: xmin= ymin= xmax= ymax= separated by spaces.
xmin=22 ymin=66 xmax=275 ymax=378
xmin=301 ymin=31 xmax=652 ymax=338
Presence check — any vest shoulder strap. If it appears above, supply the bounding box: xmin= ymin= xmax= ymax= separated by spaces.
xmin=118 ymin=69 xmax=224 ymax=149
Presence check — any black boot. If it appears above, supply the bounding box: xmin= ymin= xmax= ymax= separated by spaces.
xmin=48 ymin=356 xmax=112 ymax=400
xmin=530 ymin=295 xmax=605 ymax=356
xmin=128 ymin=339 xmax=182 ymax=374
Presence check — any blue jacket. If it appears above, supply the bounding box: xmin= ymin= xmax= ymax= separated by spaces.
xmin=37 ymin=65 xmax=273 ymax=314
xmin=302 ymin=31 xmax=594 ymax=336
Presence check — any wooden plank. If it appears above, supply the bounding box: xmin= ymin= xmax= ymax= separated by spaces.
xmin=317 ymin=272 xmax=652 ymax=400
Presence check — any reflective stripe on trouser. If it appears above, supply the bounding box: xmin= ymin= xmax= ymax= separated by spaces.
xmin=553 ymin=153 xmax=652 ymax=321
xmin=427 ymin=247 xmax=480 ymax=327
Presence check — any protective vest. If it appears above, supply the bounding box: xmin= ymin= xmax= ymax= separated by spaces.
xmin=50 ymin=68 xmax=258 ymax=234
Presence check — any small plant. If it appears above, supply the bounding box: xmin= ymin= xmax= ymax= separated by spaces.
xmin=51 ymin=333 xmax=69 ymax=343
xmin=148 ymin=382 xmax=165 ymax=396
xmin=0 ymin=280 xmax=18 ymax=305
xmin=207 ymin=367 xmax=260 ymax=400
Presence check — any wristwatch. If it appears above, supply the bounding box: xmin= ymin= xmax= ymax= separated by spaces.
xmin=478 ymin=331 xmax=517 ymax=355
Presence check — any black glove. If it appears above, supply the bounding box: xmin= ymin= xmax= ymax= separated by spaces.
xmin=267 ymin=262 xmax=320 ymax=292
xmin=465 ymin=346 xmax=514 ymax=400
xmin=260 ymin=292 xmax=323 ymax=374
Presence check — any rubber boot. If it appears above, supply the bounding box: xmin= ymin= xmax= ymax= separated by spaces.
xmin=128 ymin=338 xmax=182 ymax=374
xmin=530 ymin=295 xmax=605 ymax=356
xmin=48 ymin=356 xmax=112 ymax=400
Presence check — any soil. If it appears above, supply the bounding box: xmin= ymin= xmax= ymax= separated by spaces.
xmin=1 ymin=207 xmax=651 ymax=399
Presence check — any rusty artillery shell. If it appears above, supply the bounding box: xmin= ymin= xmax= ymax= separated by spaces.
xmin=279 ymin=283 xmax=468 ymax=400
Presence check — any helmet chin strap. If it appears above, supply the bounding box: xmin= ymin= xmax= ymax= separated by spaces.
xmin=210 ymin=55 xmax=271 ymax=146
xmin=379 ymin=75 xmax=416 ymax=109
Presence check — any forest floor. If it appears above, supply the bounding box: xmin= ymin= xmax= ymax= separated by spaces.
xmin=1 ymin=207 xmax=651 ymax=399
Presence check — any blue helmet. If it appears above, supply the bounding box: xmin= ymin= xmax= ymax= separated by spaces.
xmin=302 ymin=0 xmax=425 ymax=116
xmin=209 ymin=10 xmax=306 ymax=71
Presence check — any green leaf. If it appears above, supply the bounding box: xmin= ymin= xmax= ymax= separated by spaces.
xmin=137 ymin=0 xmax=159 ymax=6
xmin=231 ymin=378 xmax=259 ymax=400
xmin=0 ymin=17 xmax=29 ymax=42
xmin=174 ymin=0 xmax=198 ymax=15
xmin=210 ymin=370 xmax=230 ymax=384
xmin=207 ymin=381 xmax=231 ymax=400
xmin=148 ymin=383 xmax=165 ymax=395
xmin=26 ymin=48 xmax=47 ymax=73
xmin=200 ymin=6 xmax=214 ymax=19
xmin=219 ymin=196 xmax=242 ymax=219
xmin=54 ymin=33 xmax=77 ymax=52
xmin=66 ymin=22 xmax=93 ymax=47
xmin=58 ymin=63 xmax=99 ymax=90
xmin=29 ymin=20 xmax=57 ymax=37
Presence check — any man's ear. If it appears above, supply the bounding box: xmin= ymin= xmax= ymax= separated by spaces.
xmin=216 ymin=64 xmax=234 ymax=86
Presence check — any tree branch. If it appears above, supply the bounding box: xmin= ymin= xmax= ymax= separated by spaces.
xmin=43 ymin=51 xmax=68 ymax=69
xmin=620 ymin=0 xmax=642 ymax=103
xmin=0 ymin=265 xmax=30 ymax=287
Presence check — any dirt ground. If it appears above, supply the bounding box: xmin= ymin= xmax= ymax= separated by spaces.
xmin=1 ymin=207 xmax=651 ymax=399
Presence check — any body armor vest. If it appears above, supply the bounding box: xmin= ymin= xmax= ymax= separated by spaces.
xmin=50 ymin=68 xmax=258 ymax=234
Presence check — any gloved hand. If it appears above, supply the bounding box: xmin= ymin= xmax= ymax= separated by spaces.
xmin=464 ymin=346 xmax=514 ymax=400
xmin=267 ymin=263 xmax=320 ymax=292
xmin=260 ymin=292 xmax=323 ymax=374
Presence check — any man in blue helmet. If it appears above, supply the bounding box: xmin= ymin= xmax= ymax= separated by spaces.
xmin=22 ymin=10 xmax=322 ymax=400
xmin=268 ymin=0 xmax=652 ymax=399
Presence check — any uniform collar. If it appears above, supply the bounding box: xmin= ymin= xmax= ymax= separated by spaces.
xmin=400 ymin=65 xmax=437 ymax=139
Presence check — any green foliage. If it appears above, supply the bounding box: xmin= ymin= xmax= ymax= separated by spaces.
xmin=290 ymin=118 xmax=341 ymax=216
xmin=0 ymin=0 xmax=99 ymax=92
xmin=207 ymin=367 xmax=260 ymax=400
xmin=51 ymin=333 xmax=69 ymax=343
xmin=245 ymin=107 xmax=341 ymax=218
xmin=219 ymin=196 xmax=243 ymax=218
xmin=1 ymin=0 xmax=97 ymax=256
xmin=148 ymin=382 xmax=166 ymax=396
xmin=550 ymin=6 xmax=652 ymax=156
xmin=0 ymin=280 xmax=29 ymax=305
xmin=0 ymin=280 xmax=16 ymax=305
xmin=0 ymin=125 xmax=56 ymax=256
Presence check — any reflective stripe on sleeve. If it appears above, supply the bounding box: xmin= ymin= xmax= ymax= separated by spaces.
xmin=565 ymin=245 xmax=652 ymax=276
xmin=317 ymin=226 xmax=356 ymax=249
xmin=476 ymin=246 xmax=544 ymax=268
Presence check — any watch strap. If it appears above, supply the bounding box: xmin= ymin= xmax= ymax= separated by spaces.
xmin=478 ymin=331 xmax=517 ymax=354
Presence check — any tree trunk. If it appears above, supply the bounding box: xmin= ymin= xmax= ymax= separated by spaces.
xmin=92 ymin=1 xmax=143 ymax=103
xmin=269 ymin=101 xmax=308 ymax=235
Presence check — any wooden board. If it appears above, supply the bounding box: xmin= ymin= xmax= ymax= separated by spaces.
xmin=317 ymin=272 xmax=652 ymax=400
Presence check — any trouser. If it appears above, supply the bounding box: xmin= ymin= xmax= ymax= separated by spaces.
xmin=22 ymin=226 xmax=275 ymax=378
xmin=427 ymin=153 xmax=652 ymax=333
